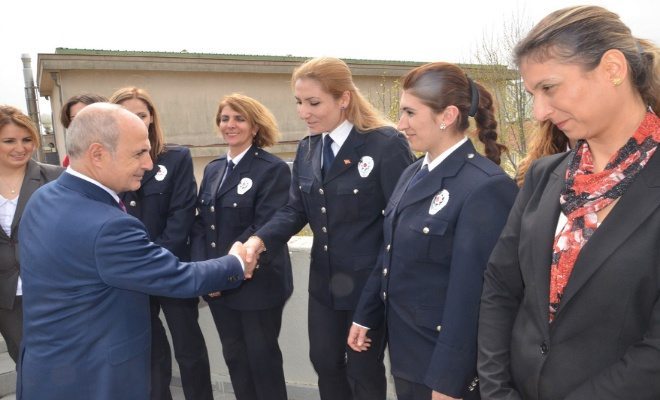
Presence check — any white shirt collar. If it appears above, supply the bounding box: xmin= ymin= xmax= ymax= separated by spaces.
xmin=66 ymin=167 xmax=120 ymax=203
xmin=323 ymin=120 xmax=353 ymax=152
xmin=227 ymin=145 xmax=251 ymax=166
xmin=423 ymin=136 xmax=468 ymax=172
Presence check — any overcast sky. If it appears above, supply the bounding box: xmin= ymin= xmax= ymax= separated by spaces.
xmin=1 ymin=0 xmax=658 ymax=113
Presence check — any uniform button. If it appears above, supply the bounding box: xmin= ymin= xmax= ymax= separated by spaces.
xmin=386 ymin=244 xmax=391 ymax=252
xmin=321 ymin=207 xmax=326 ymax=214
xmin=322 ymin=227 xmax=327 ymax=233
xmin=210 ymin=224 xmax=215 ymax=231
xmin=540 ymin=341 xmax=549 ymax=355
xmin=382 ymin=209 xmax=385 ymax=215
xmin=319 ymin=188 xmax=324 ymax=195
xmin=233 ymin=203 xmax=237 ymax=207
xmin=382 ymin=291 xmax=387 ymax=300
xmin=467 ymin=153 xmax=475 ymax=159
xmin=423 ymin=227 xmax=430 ymax=234
xmin=299 ymin=185 xmax=302 ymax=190
xmin=436 ymin=325 xmax=442 ymax=332
xmin=129 ymin=200 xmax=137 ymax=207
xmin=323 ymin=245 xmax=328 ymax=251
xmin=353 ymin=189 xmax=359 ymax=194
xmin=210 ymin=206 xmax=215 ymax=212
xmin=211 ymin=242 xmax=216 ymax=248
xmin=382 ymin=268 xmax=388 ymax=276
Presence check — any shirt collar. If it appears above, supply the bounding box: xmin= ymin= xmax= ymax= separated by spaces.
xmin=324 ymin=120 xmax=353 ymax=149
xmin=227 ymin=145 xmax=251 ymax=166
xmin=66 ymin=167 xmax=120 ymax=203
xmin=423 ymin=136 xmax=468 ymax=172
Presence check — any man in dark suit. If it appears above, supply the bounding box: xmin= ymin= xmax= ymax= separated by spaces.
xmin=17 ymin=103 xmax=252 ymax=400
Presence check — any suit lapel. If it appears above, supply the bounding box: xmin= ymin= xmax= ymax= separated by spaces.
xmin=58 ymin=172 xmax=119 ymax=209
xmin=396 ymin=140 xmax=474 ymax=212
xmin=12 ymin=160 xmax=43 ymax=233
xmin=558 ymin=151 xmax=660 ymax=315
xmin=323 ymin=128 xmax=365 ymax=184
xmin=217 ymin=146 xmax=256 ymax=197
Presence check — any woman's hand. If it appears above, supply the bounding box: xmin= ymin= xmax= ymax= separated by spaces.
xmin=432 ymin=391 xmax=461 ymax=400
xmin=347 ymin=323 xmax=372 ymax=352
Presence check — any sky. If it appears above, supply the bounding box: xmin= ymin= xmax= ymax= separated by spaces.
xmin=1 ymin=0 xmax=658 ymax=113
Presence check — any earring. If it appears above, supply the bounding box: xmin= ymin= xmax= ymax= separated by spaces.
xmin=440 ymin=123 xmax=447 ymax=130
xmin=612 ymin=77 xmax=623 ymax=86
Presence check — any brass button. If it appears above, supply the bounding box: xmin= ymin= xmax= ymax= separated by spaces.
xmin=423 ymin=227 xmax=430 ymax=234
xmin=319 ymin=188 xmax=324 ymax=195
xmin=321 ymin=207 xmax=326 ymax=214
xmin=210 ymin=242 xmax=216 ymax=248
xmin=129 ymin=200 xmax=136 ymax=207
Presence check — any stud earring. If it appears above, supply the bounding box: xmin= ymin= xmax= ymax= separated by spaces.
xmin=612 ymin=77 xmax=623 ymax=86
xmin=440 ymin=123 xmax=447 ymax=130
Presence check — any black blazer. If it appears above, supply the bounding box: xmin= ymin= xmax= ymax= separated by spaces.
xmin=354 ymin=140 xmax=517 ymax=398
xmin=0 ymin=159 xmax=62 ymax=309
xmin=478 ymin=150 xmax=660 ymax=400
xmin=191 ymin=146 xmax=292 ymax=310
xmin=120 ymin=145 xmax=197 ymax=260
xmin=256 ymin=126 xmax=414 ymax=310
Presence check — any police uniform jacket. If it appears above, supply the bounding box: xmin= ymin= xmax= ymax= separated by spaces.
xmin=256 ymin=126 xmax=413 ymax=310
xmin=354 ymin=140 xmax=517 ymax=398
xmin=120 ymin=145 xmax=197 ymax=260
xmin=191 ymin=146 xmax=293 ymax=310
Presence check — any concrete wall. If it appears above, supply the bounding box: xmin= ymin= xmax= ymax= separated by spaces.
xmin=164 ymin=237 xmax=396 ymax=399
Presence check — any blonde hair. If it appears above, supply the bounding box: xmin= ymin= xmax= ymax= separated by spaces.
xmin=109 ymin=87 xmax=165 ymax=160
xmin=292 ymin=57 xmax=391 ymax=132
xmin=216 ymin=93 xmax=280 ymax=148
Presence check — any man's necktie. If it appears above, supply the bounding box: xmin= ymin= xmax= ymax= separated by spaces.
xmin=322 ymin=135 xmax=335 ymax=179
xmin=218 ymin=160 xmax=235 ymax=191
xmin=118 ymin=199 xmax=127 ymax=212
xmin=407 ymin=164 xmax=429 ymax=190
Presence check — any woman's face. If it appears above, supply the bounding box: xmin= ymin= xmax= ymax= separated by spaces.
xmin=119 ymin=98 xmax=153 ymax=129
xmin=520 ymin=56 xmax=614 ymax=143
xmin=294 ymin=78 xmax=346 ymax=134
xmin=218 ymin=105 xmax=255 ymax=154
xmin=0 ymin=123 xmax=35 ymax=169
xmin=397 ymin=91 xmax=444 ymax=157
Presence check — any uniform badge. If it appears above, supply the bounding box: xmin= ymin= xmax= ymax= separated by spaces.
xmin=429 ymin=189 xmax=449 ymax=215
xmin=155 ymin=165 xmax=168 ymax=181
xmin=237 ymin=178 xmax=253 ymax=195
xmin=358 ymin=156 xmax=374 ymax=178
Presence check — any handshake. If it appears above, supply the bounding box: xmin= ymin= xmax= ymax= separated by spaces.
xmin=228 ymin=235 xmax=267 ymax=280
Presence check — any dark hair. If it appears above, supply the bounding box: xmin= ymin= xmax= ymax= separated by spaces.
xmin=514 ymin=5 xmax=660 ymax=114
xmin=60 ymin=93 xmax=108 ymax=128
xmin=402 ymin=62 xmax=507 ymax=165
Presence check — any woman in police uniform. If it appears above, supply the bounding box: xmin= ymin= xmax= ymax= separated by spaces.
xmin=110 ymin=87 xmax=212 ymax=400
xmin=245 ymin=57 xmax=414 ymax=400
xmin=191 ymin=93 xmax=292 ymax=400
xmin=348 ymin=62 xmax=518 ymax=400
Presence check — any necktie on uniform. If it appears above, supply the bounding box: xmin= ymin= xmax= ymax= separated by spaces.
xmin=407 ymin=164 xmax=429 ymax=190
xmin=322 ymin=135 xmax=335 ymax=179
xmin=218 ymin=160 xmax=235 ymax=191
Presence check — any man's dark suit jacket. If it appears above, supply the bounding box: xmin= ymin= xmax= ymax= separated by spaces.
xmin=256 ymin=126 xmax=414 ymax=310
xmin=17 ymin=172 xmax=244 ymax=400
xmin=478 ymin=150 xmax=660 ymax=400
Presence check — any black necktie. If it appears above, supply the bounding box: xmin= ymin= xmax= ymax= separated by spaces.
xmin=322 ymin=135 xmax=335 ymax=179
xmin=218 ymin=160 xmax=235 ymax=191
xmin=407 ymin=164 xmax=429 ymax=190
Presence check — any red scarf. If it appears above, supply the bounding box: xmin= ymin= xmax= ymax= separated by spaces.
xmin=549 ymin=112 xmax=660 ymax=322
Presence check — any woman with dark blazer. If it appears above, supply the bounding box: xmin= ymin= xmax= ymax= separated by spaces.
xmin=478 ymin=6 xmax=660 ymax=400
xmin=0 ymin=105 xmax=63 ymax=363
xmin=110 ymin=87 xmax=212 ymax=400
xmin=191 ymin=93 xmax=292 ymax=400
xmin=348 ymin=63 xmax=517 ymax=400
xmin=244 ymin=57 xmax=414 ymax=400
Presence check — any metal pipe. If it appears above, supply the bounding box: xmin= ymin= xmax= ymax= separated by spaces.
xmin=22 ymin=53 xmax=43 ymax=162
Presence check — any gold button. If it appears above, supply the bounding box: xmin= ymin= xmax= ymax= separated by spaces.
xmin=382 ymin=268 xmax=388 ymax=276
xmin=323 ymin=245 xmax=328 ymax=251
xmin=321 ymin=207 xmax=326 ymax=214
xmin=319 ymin=188 xmax=324 ymax=195
xmin=353 ymin=189 xmax=359 ymax=194
xmin=210 ymin=225 xmax=215 ymax=231
xmin=423 ymin=227 xmax=430 ymax=234
xmin=129 ymin=200 xmax=136 ymax=207
xmin=211 ymin=242 xmax=216 ymax=248
xmin=210 ymin=206 xmax=215 ymax=212
xmin=322 ymin=227 xmax=327 ymax=233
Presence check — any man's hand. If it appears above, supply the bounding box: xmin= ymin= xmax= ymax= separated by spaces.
xmin=347 ymin=323 xmax=372 ymax=352
xmin=229 ymin=241 xmax=255 ymax=279
xmin=432 ymin=391 xmax=461 ymax=400
xmin=243 ymin=236 xmax=265 ymax=273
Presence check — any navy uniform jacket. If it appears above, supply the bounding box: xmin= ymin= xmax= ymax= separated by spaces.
xmin=120 ymin=145 xmax=197 ymax=260
xmin=17 ymin=172 xmax=244 ymax=400
xmin=256 ymin=126 xmax=414 ymax=310
xmin=191 ymin=146 xmax=293 ymax=310
xmin=354 ymin=140 xmax=518 ymax=398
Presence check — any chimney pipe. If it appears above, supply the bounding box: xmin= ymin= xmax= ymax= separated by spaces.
xmin=21 ymin=53 xmax=43 ymax=161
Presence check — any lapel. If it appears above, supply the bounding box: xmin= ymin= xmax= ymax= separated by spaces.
xmin=58 ymin=172 xmax=120 ymax=210
xmin=396 ymin=140 xmax=474 ymax=212
xmin=557 ymin=151 xmax=660 ymax=318
xmin=304 ymin=135 xmax=323 ymax=184
xmin=388 ymin=160 xmax=420 ymax=213
xmin=207 ymin=155 xmax=228 ymax=198
xmin=323 ymin=128 xmax=365 ymax=184
xmin=11 ymin=160 xmax=43 ymax=234
xmin=530 ymin=157 xmax=567 ymax=328
xmin=217 ymin=146 xmax=257 ymax=198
